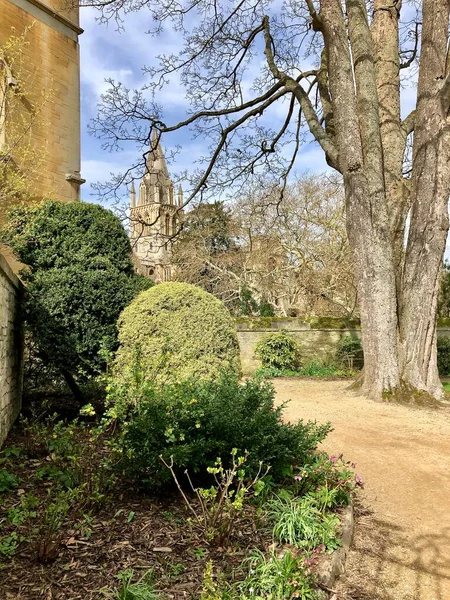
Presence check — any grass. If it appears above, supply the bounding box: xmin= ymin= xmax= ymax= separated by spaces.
xmin=256 ymin=361 xmax=357 ymax=379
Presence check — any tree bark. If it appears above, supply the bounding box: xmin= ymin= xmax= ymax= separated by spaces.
xmin=398 ymin=0 xmax=450 ymax=399
xmin=61 ymin=368 xmax=84 ymax=403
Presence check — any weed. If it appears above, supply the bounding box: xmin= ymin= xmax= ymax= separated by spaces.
xmin=107 ymin=569 xmax=160 ymax=600
xmin=191 ymin=546 xmax=208 ymax=559
xmin=0 ymin=532 xmax=23 ymax=558
xmin=0 ymin=469 xmax=19 ymax=493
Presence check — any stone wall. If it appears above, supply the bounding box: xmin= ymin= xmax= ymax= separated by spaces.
xmin=0 ymin=252 xmax=23 ymax=446
xmin=236 ymin=318 xmax=450 ymax=374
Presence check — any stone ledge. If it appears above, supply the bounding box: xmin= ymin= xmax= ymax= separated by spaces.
xmin=316 ymin=504 xmax=354 ymax=595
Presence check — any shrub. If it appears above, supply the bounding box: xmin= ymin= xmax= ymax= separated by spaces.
xmin=114 ymin=282 xmax=241 ymax=386
xmin=336 ymin=335 xmax=363 ymax=369
xmin=112 ymin=372 xmax=331 ymax=489
xmin=437 ymin=336 xmax=450 ymax=376
xmin=6 ymin=201 xmax=152 ymax=398
xmin=255 ymin=330 xmax=300 ymax=370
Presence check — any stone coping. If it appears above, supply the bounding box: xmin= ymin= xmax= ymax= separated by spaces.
xmin=0 ymin=251 xmax=21 ymax=291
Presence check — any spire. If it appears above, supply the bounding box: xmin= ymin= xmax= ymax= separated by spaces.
xmin=130 ymin=181 xmax=136 ymax=208
xmin=146 ymin=130 xmax=169 ymax=176
xmin=177 ymin=185 xmax=183 ymax=207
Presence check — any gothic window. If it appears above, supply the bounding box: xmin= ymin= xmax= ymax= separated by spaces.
xmin=159 ymin=186 xmax=164 ymax=204
xmin=164 ymin=267 xmax=171 ymax=281
xmin=169 ymin=186 xmax=174 ymax=205
xmin=165 ymin=213 xmax=170 ymax=236
xmin=139 ymin=182 xmax=145 ymax=204
xmin=172 ymin=215 xmax=177 ymax=236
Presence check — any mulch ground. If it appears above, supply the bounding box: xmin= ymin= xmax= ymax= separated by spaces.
xmin=0 ymin=426 xmax=271 ymax=600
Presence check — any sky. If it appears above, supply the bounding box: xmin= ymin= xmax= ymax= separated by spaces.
xmin=78 ymin=5 xmax=334 ymax=204
xmin=78 ymin=5 xmax=425 ymax=217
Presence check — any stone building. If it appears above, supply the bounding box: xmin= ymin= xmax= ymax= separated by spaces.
xmin=0 ymin=0 xmax=83 ymax=220
xmin=130 ymin=137 xmax=183 ymax=282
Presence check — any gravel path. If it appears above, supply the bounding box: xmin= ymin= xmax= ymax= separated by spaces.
xmin=274 ymin=379 xmax=450 ymax=600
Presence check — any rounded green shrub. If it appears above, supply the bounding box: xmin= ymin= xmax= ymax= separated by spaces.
xmin=255 ymin=330 xmax=300 ymax=371
xmin=114 ymin=282 xmax=241 ymax=384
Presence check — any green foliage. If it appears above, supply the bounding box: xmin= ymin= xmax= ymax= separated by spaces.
xmin=267 ymin=492 xmax=340 ymax=553
xmin=239 ymin=288 xmax=275 ymax=317
xmin=437 ymin=336 xmax=450 ymax=376
xmin=199 ymin=553 xmax=319 ymax=600
xmin=0 ymin=532 xmax=22 ymax=558
xmin=163 ymin=450 xmax=267 ymax=545
xmin=106 ymin=569 xmax=160 ymax=600
xmin=0 ymin=469 xmax=19 ymax=493
xmin=336 ymin=335 xmax=364 ymax=369
xmin=114 ymin=282 xmax=240 ymax=386
xmin=237 ymin=550 xmax=319 ymax=600
xmin=292 ymin=452 xmax=362 ymax=508
xmin=6 ymin=201 xmax=152 ymax=391
xmin=112 ymin=372 xmax=331 ymax=489
xmin=7 ymin=201 xmax=133 ymax=272
xmin=256 ymin=361 xmax=355 ymax=379
xmin=255 ymin=330 xmax=301 ymax=370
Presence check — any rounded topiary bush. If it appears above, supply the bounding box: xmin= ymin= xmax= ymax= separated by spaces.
xmin=114 ymin=282 xmax=241 ymax=384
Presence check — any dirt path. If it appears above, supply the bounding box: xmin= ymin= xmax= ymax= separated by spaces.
xmin=274 ymin=379 xmax=450 ymax=600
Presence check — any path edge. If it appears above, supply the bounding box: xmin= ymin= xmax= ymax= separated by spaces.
xmin=316 ymin=503 xmax=354 ymax=593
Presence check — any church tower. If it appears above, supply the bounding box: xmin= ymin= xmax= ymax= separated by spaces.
xmin=130 ymin=134 xmax=183 ymax=282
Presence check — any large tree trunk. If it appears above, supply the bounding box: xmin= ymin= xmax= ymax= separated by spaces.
xmin=398 ymin=0 xmax=450 ymax=399
xmin=319 ymin=0 xmax=450 ymax=402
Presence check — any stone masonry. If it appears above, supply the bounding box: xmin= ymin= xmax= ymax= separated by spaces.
xmin=1 ymin=0 xmax=83 ymax=221
xmin=0 ymin=252 xmax=23 ymax=446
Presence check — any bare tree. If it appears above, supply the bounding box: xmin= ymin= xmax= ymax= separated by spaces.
xmin=87 ymin=0 xmax=450 ymax=400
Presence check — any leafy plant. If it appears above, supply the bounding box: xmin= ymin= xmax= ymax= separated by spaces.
xmin=336 ymin=336 xmax=363 ymax=370
xmin=255 ymin=330 xmax=301 ymax=370
xmin=266 ymin=492 xmax=340 ymax=553
xmin=115 ymin=372 xmax=330 ymax=489
xmin=162 ymin=450 xmax=268 ymax=545
xmin=0 ymin=532 xmax=22 ymax=558
xmin=292 ymin=452 xmax=363 ymax=507
xmin=0 ymin=469 xmax=19 ymax=493
xmin=237 ymin=550 xmax=319 ymax=600
xmin=107 ymin=569 xmax=160 ymax=600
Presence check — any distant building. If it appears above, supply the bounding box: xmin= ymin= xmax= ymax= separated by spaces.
xmin=130 ymin=136 xmax=183 ymax=282
xmin=0 ymin=0 xmax=84 ymax=217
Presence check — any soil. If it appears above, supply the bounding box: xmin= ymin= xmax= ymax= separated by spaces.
xmin=274 ymin=379 xmax=450 ymax=600
xmin=0 ymin=427 xmax=272 ymax=600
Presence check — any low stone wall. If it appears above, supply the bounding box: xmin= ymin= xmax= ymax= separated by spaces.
xmin=0 ymin=252 xmax=24 ymax=446
xmin=237 ymin=318 xmax=450 ymax=374
xmin=237 ymin=326 xmax=361 ymax=374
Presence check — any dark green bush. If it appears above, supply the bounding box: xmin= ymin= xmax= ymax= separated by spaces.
xmin=6 ymin=201 xmax=152 ymax=398
xmin=437 ymin=336 xmax=450 ymax=376
xmin=113 ymin=372 xmax=331 ymax=489
xmin=336 ymin=336 xmax=363 ymax=369
xmin=255 ymin=330 xmax=300 ymax=370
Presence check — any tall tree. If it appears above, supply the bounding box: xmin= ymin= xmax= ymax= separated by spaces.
xmin=88 ymin=0 xmax=450 ymax=401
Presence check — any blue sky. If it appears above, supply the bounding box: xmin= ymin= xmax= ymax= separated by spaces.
xmin=79 ymin=6 xmax=333 ymax=204
xmin=79 ymin=5 xmax=418 ymax=204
